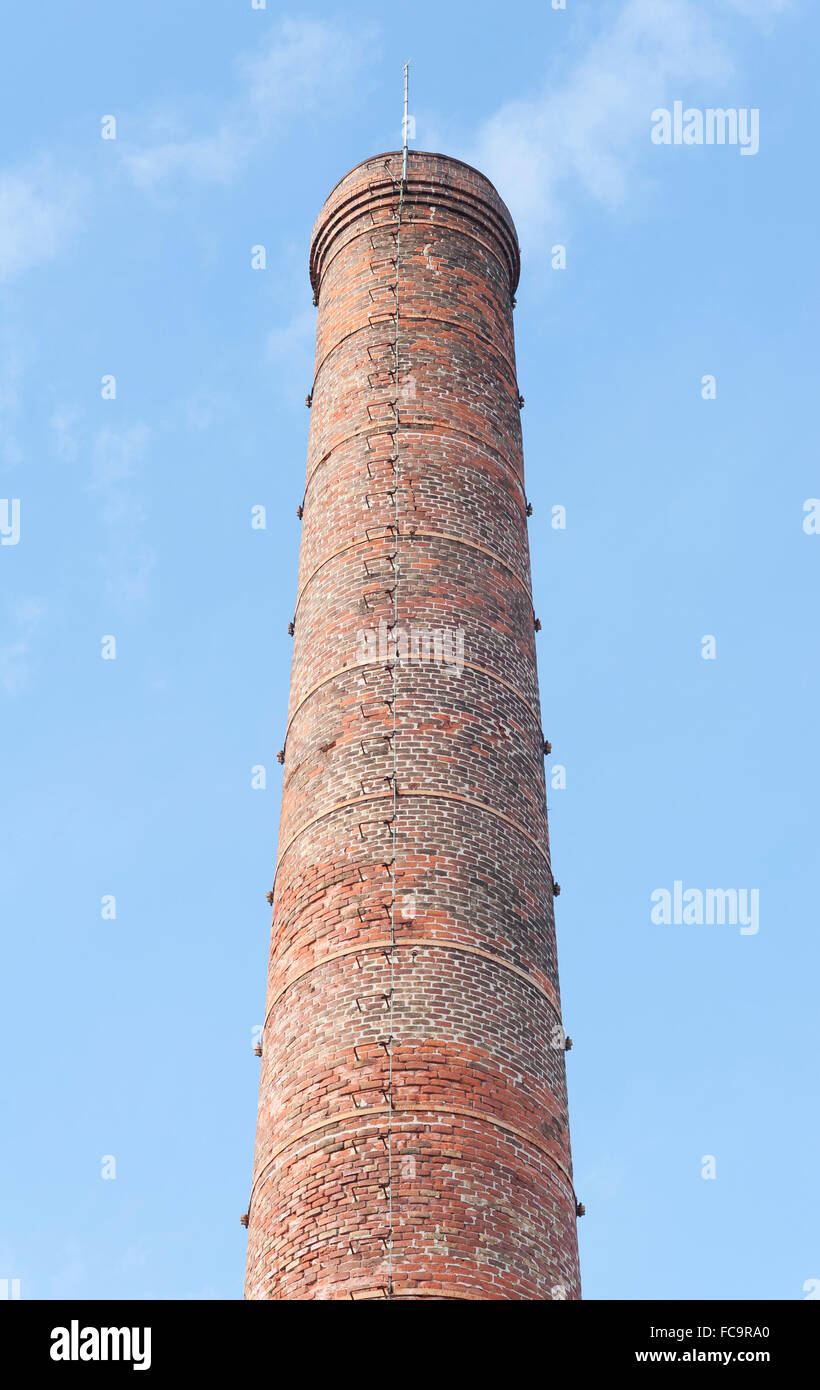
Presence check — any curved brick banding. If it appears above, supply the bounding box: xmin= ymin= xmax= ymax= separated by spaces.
xmin=246 ymin=151 xmax=580 ymax=1301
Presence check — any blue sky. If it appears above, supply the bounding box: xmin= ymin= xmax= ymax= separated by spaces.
xmin=1 ymin=0 xmax=817 ymax=1301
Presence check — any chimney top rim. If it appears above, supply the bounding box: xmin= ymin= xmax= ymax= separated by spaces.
xmin=318 ymin=149 xmax=514 ymax=210
xmin=310 ymin=150 xmax=520 ymax=297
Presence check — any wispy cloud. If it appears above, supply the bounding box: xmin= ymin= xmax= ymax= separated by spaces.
xmin=89 ymin=424 xmax=150 ymax=511
xmin=184 ymin=393 xmax=228 ymax=433
xmin=127 ymin=125 xmax=242 ymax=192
xmin=237 ymin=17 xmax=367 ymax=122
xmin=50 ymin=407 xmax=84 ymax=463
xmin=469 ymin=0 xmax=790 ymax=248
xmin=263 ymin=233 xmax=317 ymax=404
xmin=267 ymin=304 xmax=316 ymax=402
xmin=125 ymin=18 xmax=372 ymax=191
xmin=88 ymin=425 xmax=156 ymax=604
xmin=0 ymin=596 xmax=46 ymax=696
xmin=724 ymin=0 xmax=793 ymax=17
xmin=0 ymin=161 xmax=85 ymax=282
xmin=0 ymin=327 xmax=30 ymax=468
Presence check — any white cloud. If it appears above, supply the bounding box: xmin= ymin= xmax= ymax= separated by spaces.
xmin=125 ymin=18 xmax=371 ymax=191
xmin=238 ymin=17 xmax=367 ymax=124
xmin=185 ymin=393 xmax=227 ymax=433
xmin=469 ymin=0 xmax=788 ymax=248
xmin=0 ymin=328 xmax=30 ymax=468
xmin=51 ymin=407 xmax=84 ymax=463
xmin=0 ymin=596 xmax=46 ymax=696
xmin=90 ymin=425 xmax=150 ymax=495
xmin=267 ymin=306 xmax=315 ymax=362
xmin=724 ymin=0 xmax=793 ymax=15
xmin=127 ymin=126 xmax=241 ymax=191
xmin=0 ymin=162 xmax=84 ymax=282
xmin=266 ymin=306 xmax=316 ymax=406
xmin=89 ymin=425 xmax=156 ymax=603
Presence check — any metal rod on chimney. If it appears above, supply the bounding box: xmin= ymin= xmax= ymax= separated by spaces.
xmin=402 ymin=61 xmax=409 ymax=183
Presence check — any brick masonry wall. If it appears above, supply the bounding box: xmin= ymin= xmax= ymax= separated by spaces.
xmin=245 ymin=151 xmax=581 ymax=1301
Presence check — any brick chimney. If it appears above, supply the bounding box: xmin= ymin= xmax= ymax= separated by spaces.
xmin=245 ymin=151 xmax=581 ymax=1301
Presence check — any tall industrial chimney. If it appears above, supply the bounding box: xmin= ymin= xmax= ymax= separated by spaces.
xmin=245 ymin=151 xmax=581 ymax=1301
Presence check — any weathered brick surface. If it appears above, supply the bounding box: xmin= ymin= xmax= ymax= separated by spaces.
xmin=245 ymin=151 xmax=581 ymax=1301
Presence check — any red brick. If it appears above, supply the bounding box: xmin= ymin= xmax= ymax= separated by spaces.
xmin=245 ymin=151 xmax=581 ymax=1301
